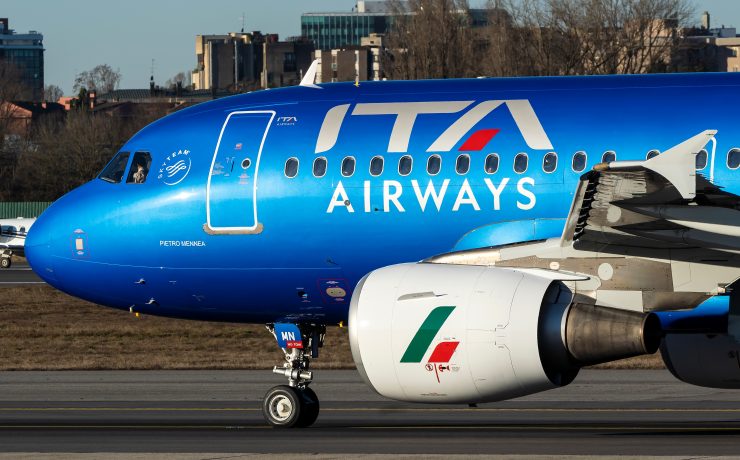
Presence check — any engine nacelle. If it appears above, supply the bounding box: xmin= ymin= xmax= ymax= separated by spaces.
xmin=349 ymin=263 xmax=660 ymax=404
xmin=661 ymin=333 xmax=740 ymax=389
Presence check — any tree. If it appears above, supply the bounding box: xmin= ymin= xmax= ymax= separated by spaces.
xmin=382 ymin=0 xmax=694 ymax=79
xmin=0 ymin=61 xmax=30 ymax=199
xmin=11 ymin=107 xmax=169 ymax=201
xmin=43 ymin=84 xmax=64 ymax=103
xmin=73 ymin=64 xmax=122 ymax=94
xmin=165 ymin=71 xmax=191 ymax=90
xmin=0 ymin=61 xmax=28 ymax=142
xmin=385 ymin=0 xmax=483 ymax=80
xmin=481 ymin=0 xmax=694 ymax=77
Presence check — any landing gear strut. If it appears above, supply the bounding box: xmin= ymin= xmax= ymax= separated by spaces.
xmin=262 ymin=323 xmax=325 ymax=428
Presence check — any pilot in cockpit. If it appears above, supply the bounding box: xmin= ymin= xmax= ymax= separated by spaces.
xmin=132 ymin=161 xmax=147 ymax=183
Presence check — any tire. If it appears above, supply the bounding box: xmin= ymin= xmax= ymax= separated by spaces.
xmin=296 ymin=387 xmax=320 ymax=428
xmin=262 ymin=385 xmax=302 ymax=428
xmin=0 ymin=258 xmax=10 ymax=269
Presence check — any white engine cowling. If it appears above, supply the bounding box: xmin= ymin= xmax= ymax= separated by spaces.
xmin=349 ymin=263 xmax=660 ymax=404
xmin=661 ymin=333 xmax=740 ymax=389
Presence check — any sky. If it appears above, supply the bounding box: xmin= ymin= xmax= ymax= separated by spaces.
xmin=3 ymin=0 xmax=739 ymax=95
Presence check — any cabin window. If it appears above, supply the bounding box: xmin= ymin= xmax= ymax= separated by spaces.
xmin=602 ymin=151 xmax=616 ymax=163
xmin=99 ymin=151 xmax=130 ymax=183
xmin=313 ymin=157 xmax=327 ymax=177
xmin=370 ymin=156 xmax=384 ymax=176
xmin=285 ymin=157 xmax=299 ymax=178
xmin=484 ymin=154 xmax=499 ymax=174
xmin=456 ymin=154 xmax=470 ymax=175
xmin=572 ymin=151 xmax=587 ymax=172
xmin=543 ymin=152 xmax=557 ymax=173
xmin=341 ymin=156 xmax=356 ymax=177
xmin=399 ymin=155 xmax=413 ymax=176
xmin=728 ymin=148 xmax=740 ymax=170
xmin=427 ymin=154 xmax=441 ymax=175
xmin=126 ymin=152 xmax=152 ymax=184
xmin=514 ymin=153 xmax=528 ymax=174
xmin=646 ymin=149 xmax=660 ymax=160
xmin=695 ymin=149 xmax=708 ymax=170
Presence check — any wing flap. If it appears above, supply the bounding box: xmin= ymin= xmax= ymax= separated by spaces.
xmin=563 ymin=130 xmax=739 ymax=253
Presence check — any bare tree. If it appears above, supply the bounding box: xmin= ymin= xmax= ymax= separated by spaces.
xmin=385 ymin=0 xmax=483 ymax=80
xmin=11 ymin=106 xmax=170 ymax=201
xmin=0 ymin=61 xmax=30 ymax=199
xmin=73 ymin=64 xmax=122 ymax=94
xmin=0 ymin=61 xmax=28 ymax=136
xmin=165 ymin=71 xmax=191 ymax=89
xmin=481 ymin=0 xmax=694 ymax=77
xmin=43 ymin=84 xmax=64 ymax=103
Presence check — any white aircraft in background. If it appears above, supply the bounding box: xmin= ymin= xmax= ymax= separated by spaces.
xmin=0 ymin=217 xmax=34 ymax=268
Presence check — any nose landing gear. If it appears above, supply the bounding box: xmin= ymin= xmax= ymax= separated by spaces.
xmin=263 ymin=323 xmax=325 ymax=428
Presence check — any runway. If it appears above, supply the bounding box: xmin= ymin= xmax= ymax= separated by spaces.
xmin=0 ymin=260 xmax=43 ymax=286
xmin=1 ymin=369 xmax=740 ymax=456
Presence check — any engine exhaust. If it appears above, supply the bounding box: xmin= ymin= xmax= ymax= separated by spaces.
xmin=564 ymin=303 xmax=662 ymax=367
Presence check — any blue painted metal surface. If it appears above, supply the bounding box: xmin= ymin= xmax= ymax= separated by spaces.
xmin=24 ymin=73 xmax=740 ymax=326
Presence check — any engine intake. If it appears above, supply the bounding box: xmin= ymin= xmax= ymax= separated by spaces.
xmin=349 ymin=263 xmax=660 ymax=404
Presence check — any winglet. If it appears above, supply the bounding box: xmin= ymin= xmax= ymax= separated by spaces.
xmin=300 ymin=60 xmax=321 ymax=89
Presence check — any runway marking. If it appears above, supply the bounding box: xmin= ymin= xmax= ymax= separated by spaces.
xmin=0 ymin=424 xmax=739 ymax=432
xmin=1 ymin=407 xmax=740 ymax=413
xmin=0 ymin=281 xmax=44 ymax=284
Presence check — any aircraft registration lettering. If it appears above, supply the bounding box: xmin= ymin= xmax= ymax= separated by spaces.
xmin=326 ymin=178 xmax=536 ymax=213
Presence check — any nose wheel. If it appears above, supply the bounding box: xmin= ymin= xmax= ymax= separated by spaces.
xmin=262 ymin=385 xmax=320 ymax=428
xmin=263 ymin=323 xmax=325 ymax=428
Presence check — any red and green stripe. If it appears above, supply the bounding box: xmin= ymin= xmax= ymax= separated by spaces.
xmin=400 ymin=306 xmax=456 ymax=363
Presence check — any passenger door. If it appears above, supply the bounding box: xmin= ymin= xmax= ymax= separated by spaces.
xmin=206 ymin=111 xmax=275 ymax=234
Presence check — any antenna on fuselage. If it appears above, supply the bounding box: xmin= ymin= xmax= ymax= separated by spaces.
xmin=300 ymin=60 xmax=321 ymax=89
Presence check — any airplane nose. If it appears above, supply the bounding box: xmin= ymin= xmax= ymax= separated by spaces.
xmin=25 ymin=209 xmax=57 ymax=283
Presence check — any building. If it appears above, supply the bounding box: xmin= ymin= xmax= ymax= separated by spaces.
xmin=314 ymin=49 xmax=370 ymax=83
xmin=301 ymin=1 xmax=398 ymax=51
xmin=192 ymin=31 xmax=314 ymax=91
xmin=0 ymin=18 xmax=44 ymax=102
xmin=679 ymin=21 xmax=740 ymax=73
xmin=361 ymin=33 xmax=385 ymax=81
xmin=313 ymin=34 xmax=386 ymax=83
xmin=191 ymin=32 xmax=269 ymax=92
xmin=302 ymin=1 xmax=489 ymax=51
xmin=0 ymin=101 xmax=63 ymax=139
xmin=261 ymin=38 xmax=314 ymax=88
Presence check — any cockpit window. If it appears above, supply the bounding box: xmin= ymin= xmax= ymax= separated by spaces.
xmin=126 ymin=152 xmax=152 ymax=184
xmin=99 ymin=151 xmax=130 ymax=183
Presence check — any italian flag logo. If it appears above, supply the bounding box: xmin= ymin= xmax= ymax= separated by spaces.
xmin=401 ymin=306 xmax=460 ymax=382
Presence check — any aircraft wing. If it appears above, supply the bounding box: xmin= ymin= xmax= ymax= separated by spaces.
xmin=561 ymin=130 xmax=740 ymax=254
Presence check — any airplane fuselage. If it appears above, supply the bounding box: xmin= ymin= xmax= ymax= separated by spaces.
xmin=26 ymin=73 xmax=740 ymax=324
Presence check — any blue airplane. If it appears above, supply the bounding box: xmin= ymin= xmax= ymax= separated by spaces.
xmin=25 ymin=68 xmax=740 ymax=428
